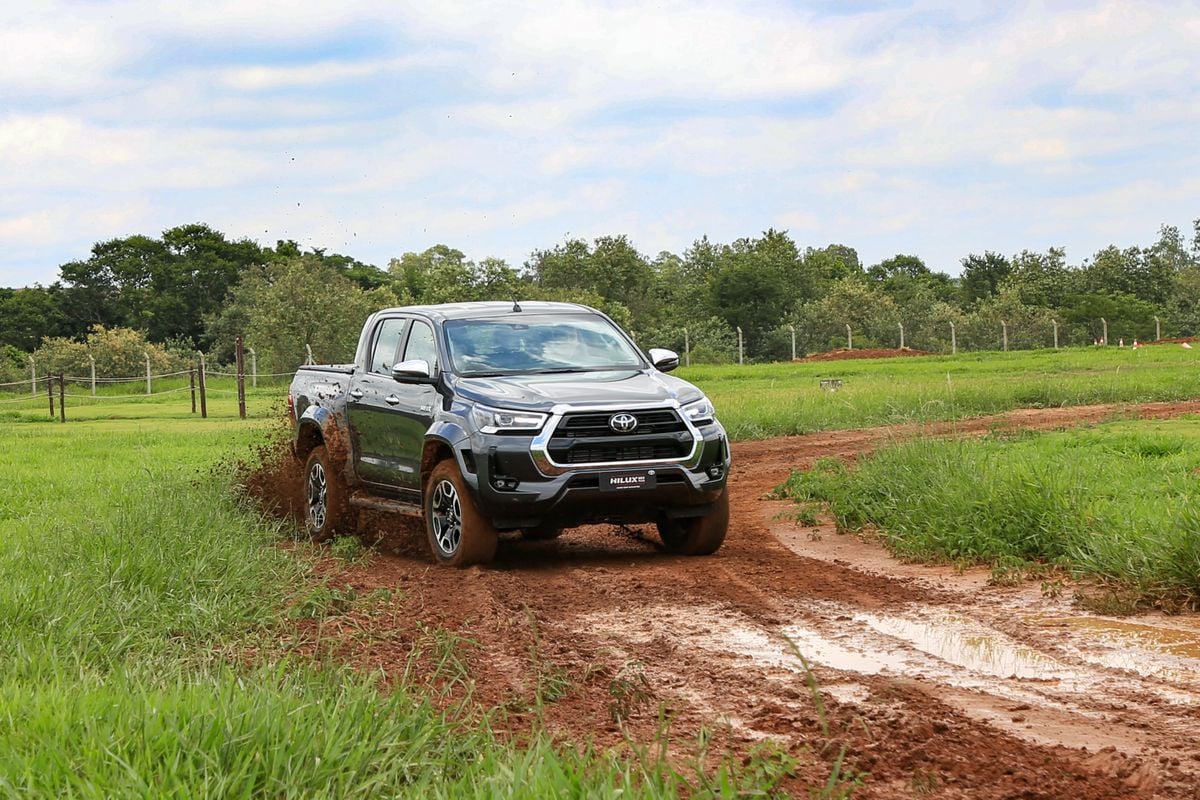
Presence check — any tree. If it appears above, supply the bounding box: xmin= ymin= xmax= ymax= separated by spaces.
xmin=526 ymin=236 xmax=656 ymax=321
xmin=0 ymin=286 xmax=70 ymax=351
xmin=960 ymin=252 xmax=1011 ymax=305
xmin=1004 ymin=248 xmax=1070 ymax=309
xmin=211 ymin=256 xmax=400 ymax=373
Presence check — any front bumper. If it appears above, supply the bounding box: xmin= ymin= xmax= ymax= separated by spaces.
xmin=459 ymin=419 xmax=730 ymax=530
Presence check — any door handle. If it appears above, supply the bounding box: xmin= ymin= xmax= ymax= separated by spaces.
xmin=349 ymin=388 xmax=364 ymax=400
xmin=385 ymin=395 xmax=400 ymax=406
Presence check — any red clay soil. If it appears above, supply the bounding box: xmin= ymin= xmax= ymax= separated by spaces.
xmin=246 ymin=399 xmax=1200 ymax=799
xmin=1143 ymin=338 xmax=1198 ymax=346
xmin=801 ymin=347 xmax=932 ymax=361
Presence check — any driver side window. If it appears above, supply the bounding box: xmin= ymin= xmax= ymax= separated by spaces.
xmin=370 ymin=318 xmax=408 ymax=375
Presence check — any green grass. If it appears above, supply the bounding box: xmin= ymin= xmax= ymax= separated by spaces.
xmin=778 ymin=419 xmax=1200 ymax=608
xmin=0 ymin=417 xmax=806 ymax=797
xmin=681 ymin=345 xmax=1200 ymax=439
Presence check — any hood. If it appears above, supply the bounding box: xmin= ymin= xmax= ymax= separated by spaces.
xmin=451 ymin=369 xmax=704 ymax=411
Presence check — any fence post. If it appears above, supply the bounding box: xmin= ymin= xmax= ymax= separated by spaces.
xmin=846 ymin=324 xmax=852 ymax=351
xmin=30 ymin=356 xmax=36 ymax=396
xmin=249 ymin=347 xmax=257 ymax=388
xmin=198 ymin=359 xmax=208 ymax=419
xmin=190 ymin=368 xmax=197 ymax=414
xmin=1052 ymin=319 xmax=1059 ymax=350
xmin=1101 ymin=317 xmax=1108 ymax=345
xmin=87 ymin=354 xmax=96 ymax=396
xmin=681 ymin=329 xmax=689 ymax=367
xmin=197 ymin=350 xmax=206 ymax=372
xmin=736 ymin=327 xmax=744 ymax=365
xmin=898 ymin=322 xmax=905 ymax=350
xmin=1001 ymin=320 xmax=1008 ymax=352
xmin=949 ymin=321 xmax=957 ymax=355
xmin=1154 ymin=315 xmax=1161 ymax=342
xmin=305 ymin=344 xmax=314 ymax=365
xmin=47 ymin=375 xmax=54 ymax=418
xmin=58 ymin=374 xmax=65 ymax=423
xmin=235 ymin=336 xmax=247 ymax=420
xmin=788 ymin=324 xmax=796 ymax=361
xmin=144 ymin=351 xmax=152 ymax=394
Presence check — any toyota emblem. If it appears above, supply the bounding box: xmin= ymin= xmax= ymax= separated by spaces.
xmin=609 ymin=413 xmax=638 ymax=433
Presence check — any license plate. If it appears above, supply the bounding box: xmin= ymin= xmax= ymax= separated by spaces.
xmin=600 ymin=469 xmax=657 ymax=491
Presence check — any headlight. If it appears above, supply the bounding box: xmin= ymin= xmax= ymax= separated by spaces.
xmin=470 ymin=404 xmax=547 ymax=434
xmin=681 ymin=397 xmax=715 ymax=425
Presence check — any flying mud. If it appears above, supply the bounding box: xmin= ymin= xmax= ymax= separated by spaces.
xmin=255 ymin=399 xmax=1200 ymax=799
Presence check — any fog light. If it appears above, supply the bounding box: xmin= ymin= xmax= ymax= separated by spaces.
xmin=707 ymin=465 xmax=723 ymax=479
xmin=492 ymin=477 xmax=519 ymax=490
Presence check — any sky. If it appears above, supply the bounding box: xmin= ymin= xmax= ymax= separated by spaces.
xmin=2 ymin=0 xmax=1198 ymax=288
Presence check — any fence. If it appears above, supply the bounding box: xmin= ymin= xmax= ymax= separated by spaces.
xmin=668 ymin=314 xmax=1170 ymax=365
xmin=1 ymin=338 xmax=294 ymax=423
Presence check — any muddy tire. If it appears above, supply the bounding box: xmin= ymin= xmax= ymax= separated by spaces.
xmin=522 ymin=525 xmax=563 ymax=541
xmin=425 ymin=459 xmax=499 ymax=567
xmin=656 ymin=489 xmax=729 ymax=555
xmin=304 ymin=445 xmax=349 ymax=543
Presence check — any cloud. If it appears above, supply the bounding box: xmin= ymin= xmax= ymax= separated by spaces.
xmin=1 ymin=0 xmax=1198 ymax=288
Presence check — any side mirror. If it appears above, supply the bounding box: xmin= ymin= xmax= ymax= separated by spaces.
xmin=647 ymin=348 xmax=680 ymax=373
xmin=391 ymin=358 xmax=434 ymax=383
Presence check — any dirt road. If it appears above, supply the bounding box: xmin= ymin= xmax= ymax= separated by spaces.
xmin=276 ymin=400 xmax=1200 ymax=798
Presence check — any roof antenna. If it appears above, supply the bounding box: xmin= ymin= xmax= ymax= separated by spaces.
xmin=511 ymin=297 xmax=522 ymax=312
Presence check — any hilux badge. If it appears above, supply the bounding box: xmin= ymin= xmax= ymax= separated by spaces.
xmin=609 ymin=413 xmax=638 ymax=433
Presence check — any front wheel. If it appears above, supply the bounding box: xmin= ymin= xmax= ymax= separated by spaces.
xmin=656 ymin=489 xmax=729 ymax=555
xmin=304 ymin=445 xmax=348 ymax=542
xmin=425 ymin=460 xmax=498 ymax=567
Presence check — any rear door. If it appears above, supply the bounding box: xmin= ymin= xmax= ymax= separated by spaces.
xmin=346 ymin=316 xmax=410 ymax=487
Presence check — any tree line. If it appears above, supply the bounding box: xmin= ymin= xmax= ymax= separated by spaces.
xmin=3 ymin=218 xmax=1199 ymax=377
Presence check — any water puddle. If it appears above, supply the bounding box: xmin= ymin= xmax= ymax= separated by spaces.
xmin=1027 ymin=615 xmax=1200 ymax=683
xmin=855 ymin=611 xmax=1073 ymax=680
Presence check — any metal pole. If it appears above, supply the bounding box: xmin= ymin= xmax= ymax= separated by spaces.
xmin=898 ymin=322 xmax=905 ymax=350
xmin=29 ymin=356 xmax=36 ymax=396
xmin=1052 ymin=319 xmax=1059 ymax=350
xmin=235 ymin=336 xmax=247 ymax=420
xmin=249 ymin=348 xmax=257 ymax=388
xmin=950 ymin=321 xmax=957 ymax=355
xmin=788 ymin=324 xmax=796 ymax=361
xmin=736 ymin=327 xmax=743 ymax=365
xmin=305 ymin=344 xmax=314 ymax=365
xmin=683 ymin=329 xmax=690 ymax=367
xmin=58 ymin=374 xmax=65 ymax=423
xmin=1101 ymin=317 xmax=1108 ymax=345
xmin=846 ymin=324 xmax=852 ymax=351
xmin=1001 ymin=320 xmax=1008 ymax=352
xmin=144 ymin=351 xmax=151 ymax=394
xmin=1154 ymin=316 xmax=1161 ymax=342
xmin=88 ymin=355 xmax=96 ymax=396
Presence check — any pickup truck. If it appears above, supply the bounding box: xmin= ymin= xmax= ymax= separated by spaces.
xmin=287 ymin=301 xmax=731 ymax=566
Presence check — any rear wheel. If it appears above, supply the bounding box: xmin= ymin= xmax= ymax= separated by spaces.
xmin=304 ymin=445 xmax=348 ymax=543
xmin=656 ymin=489 xmax=729 ymax=555
xmin=425 ymin=459 xmax=498 ymax=566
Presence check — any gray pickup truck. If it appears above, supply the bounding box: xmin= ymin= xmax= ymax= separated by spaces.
xmin=287 ymin=301 xmax=731 ymax=566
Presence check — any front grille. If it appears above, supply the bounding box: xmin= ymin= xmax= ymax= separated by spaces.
xmin=557 ymin=409 xmax=686 ymax=437
xmin=559 ymin=443 xmax=682 ymax=464
xmin=546 ymin=407 xmax=693 ymax=466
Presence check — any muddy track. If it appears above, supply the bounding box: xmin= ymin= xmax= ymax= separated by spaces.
xmin=273 ymin=400 xmax=1200 ymax=798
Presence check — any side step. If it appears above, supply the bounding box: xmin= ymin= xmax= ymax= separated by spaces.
xmin=349 ymin=492 xmax=423 ymax=518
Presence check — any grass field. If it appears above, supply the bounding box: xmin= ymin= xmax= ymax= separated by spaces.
xmin=778 ymin=419 xmax=1200 ymax=609
xmin=685 ymin=345 xmax=1200 ymax=439
xmin=3 ymin=346 xmax=1199 ymax=438
xmin=0 ymin=418 xmax=785 ymax=797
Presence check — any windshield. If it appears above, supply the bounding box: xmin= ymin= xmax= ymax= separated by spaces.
xmin=444 ymin=314 xmax=645 ymax=376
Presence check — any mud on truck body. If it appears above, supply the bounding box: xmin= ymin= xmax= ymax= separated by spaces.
xmin=288 ymin=301 xmax=731 ymax=566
